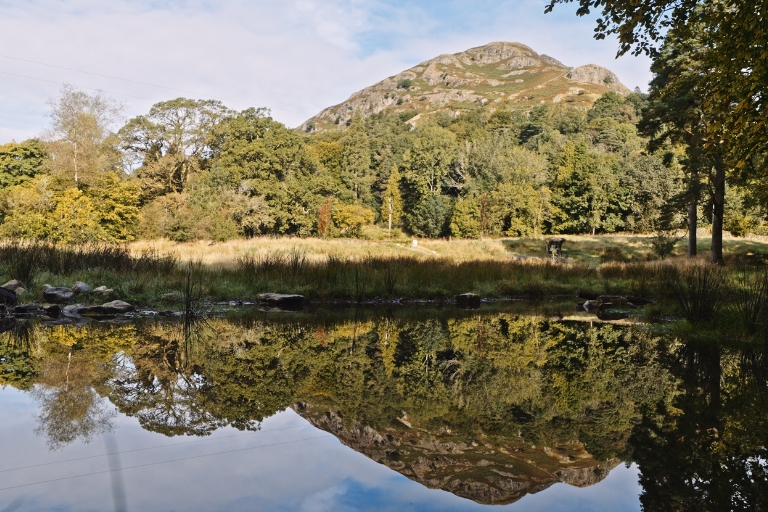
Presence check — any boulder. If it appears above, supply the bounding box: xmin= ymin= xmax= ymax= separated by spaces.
xmin=455 ymin=293 xmax=481 ymax=308
xmin=14 ymin=287 xmax=26 ymax=296
xmin=1 ymin=280 xmax=24 ymax=290
xmin=576 ymin=289 xmax=601 ymax=301
xmin=42 ymin=304 xmax=61 ymax=318
xmin=0 ymin=287 xmax=17 ymax=306
xmin=100 ymin=300 xmax=134 ymax=313
xmin=42 ymin=285 xmax=75 ymax=304
xmin=256 ymin=293 xmax=305 ymax=305
xmin=93 ymin=286 xmax=114 ymax=298
xmin=72 ymin=281 xmax=92 ymax=294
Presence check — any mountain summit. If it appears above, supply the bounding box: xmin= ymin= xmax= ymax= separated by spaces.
xmin=301 ymin=41 xmax=630 ymax=132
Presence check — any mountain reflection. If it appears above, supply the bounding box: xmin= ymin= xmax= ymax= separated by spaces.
xmin=1 ymin=308 xmax=767 ymax=507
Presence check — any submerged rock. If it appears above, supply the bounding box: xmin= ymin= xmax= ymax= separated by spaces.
xmin=13 ymin=304 xmax=45 ymax=317
xmin=455 ymin=293 xmax=481 ymax=308
xmin=101 ymin=300 xmax=134 ymax=313
xmin=42 ymin=285 xmax=75 ymax=304
xmin=0 ymin=287 xmax=17 ymax=306
xmin=72 ymin=281 xmax=92 ymax=293
xmin=42 ymin=304 xmax=61 ymax=318
xmin=256 ymin=293 xmax=305 ymax=305
xmin=2 ymin=280 xmax=24 ymax=290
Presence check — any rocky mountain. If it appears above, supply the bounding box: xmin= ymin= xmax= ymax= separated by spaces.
xmin=301 ymin=41 xmax=631 ymax=132
xmin=295 ymin=403 xmax=621 ymax=505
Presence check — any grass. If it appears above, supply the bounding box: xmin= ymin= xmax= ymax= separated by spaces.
xmin=3 ymin=235 xmax=768 ymax=336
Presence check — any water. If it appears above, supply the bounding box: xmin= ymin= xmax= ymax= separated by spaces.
xmin=0 ymin=305 xmax=765 ymax=511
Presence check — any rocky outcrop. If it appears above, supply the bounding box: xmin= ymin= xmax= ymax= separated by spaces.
xmin=296 ymin=404 xmax=620 ymax=506
xmin=300 ymin=41 xmax=631 ymax=132
xmin=566 ymin=64 xmax=631 ymax=95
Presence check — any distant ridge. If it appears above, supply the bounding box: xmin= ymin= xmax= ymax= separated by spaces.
xmin=301 ymin=41 xmax=630 ymax=132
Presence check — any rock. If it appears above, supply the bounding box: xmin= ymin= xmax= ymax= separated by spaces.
xmin=100 ymin=300 xmax=134 ymax=313
xmin=582 ymin=300 xmax=600 ymax=312
xmin=62 ymin=304 xmax=84 ymax=317
xmin=13 ymin=304 xmax=45 ymax=317
xmin=566 ymin=64 xmax=631 ymax=94
xmin=455 ymin=293 xmax=481 ymax=308
xmin=161 ymin=292 xmax=183 ymax=303
xmin=78 ymin=305 xmax=121 ymax=317
xmin=626 ymin=296 xmax=654 ymax=306
xmin=72 ymin=281 xmax=92 ymax=293
xmin=2 ymin=280 xmax=24 ymax=290
xmin=0 ymin=287 xmax=17 ymax=306
xmin=596 ymin=295 xmax=628 ymax=305
xmin=576 ymin=289 xmax=601 ymax=301
xmin=42 ymin=285 xmax=75 ymax=304
xmin=42 ymin=304 xmax=61 ymax=318
xmin=256 ymin=293 xmax=305 ymax=305
xmin=14 ymin=287 xmax=26 ymax=296
xmin=93 ymin=286 xmax=114 ymax=298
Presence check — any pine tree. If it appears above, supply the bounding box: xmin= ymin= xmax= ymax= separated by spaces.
xmin=342 ymin=111 xmax=372 ymax=203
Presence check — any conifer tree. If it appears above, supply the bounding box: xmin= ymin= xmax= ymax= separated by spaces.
xmin=342 ymin=111 xmax=372 ymax=203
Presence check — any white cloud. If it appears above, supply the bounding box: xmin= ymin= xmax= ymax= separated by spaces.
xmin=0 ymin=0 xmax=651 ymax=144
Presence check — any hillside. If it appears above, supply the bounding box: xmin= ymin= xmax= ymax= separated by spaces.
xmin=301 ymin=41 xmax=631 ymax=132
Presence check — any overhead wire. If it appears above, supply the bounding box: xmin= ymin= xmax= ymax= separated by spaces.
xmin=0 ymin=53 xmax=310 ymax=116
xmin=0 ymin=424 xmax=309 ymax=474
xmin=0 ymin=434 xmax=332 ymax=492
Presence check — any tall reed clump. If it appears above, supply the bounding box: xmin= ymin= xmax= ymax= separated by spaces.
xmin=731 ymin=268 xmax=768 ymax=338
xmin=0 ymin=241 xmax=177 ymax=278
xmin=671 ymin=265 xmax=728 ymax=323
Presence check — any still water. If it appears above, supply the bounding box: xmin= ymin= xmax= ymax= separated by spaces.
xmin=0 ymin=305 xmax=765 ymax=511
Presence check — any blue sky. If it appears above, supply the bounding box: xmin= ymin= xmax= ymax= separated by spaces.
xmin=0 ymin=0 xmax=652 ymax=142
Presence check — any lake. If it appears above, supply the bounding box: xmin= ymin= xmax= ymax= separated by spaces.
xmin=0 ymin=304 xmax=765 ymax=511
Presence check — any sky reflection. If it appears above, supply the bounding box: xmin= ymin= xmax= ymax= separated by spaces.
xmin=0 ymin=387 xmax=640 ymax=512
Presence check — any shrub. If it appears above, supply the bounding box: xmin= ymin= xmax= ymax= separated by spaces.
xmin=397 ymin=79 xmax=413 ymax=89
xmin=332 ymin=204 xmax=375 ymax=238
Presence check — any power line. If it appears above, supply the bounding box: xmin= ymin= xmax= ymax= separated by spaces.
xmin=0 ymin=54 xmax=310 ymax=116
xmin=0 ymin=424 xmax=309 ymax=474
xmin=0 ymin=434 xmax=331 ymax=492
xmin=0 ymin=70 xmax=157 ymax=101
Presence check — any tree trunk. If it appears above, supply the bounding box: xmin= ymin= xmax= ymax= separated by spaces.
xmin=710 ymin=163 xmax=725 ymax=265
xmin=688 ymin=199 xmax=698 ymax=258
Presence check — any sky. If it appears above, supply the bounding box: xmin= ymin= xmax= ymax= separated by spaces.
xmin=0 ymin=0 xmax=653 ymax=144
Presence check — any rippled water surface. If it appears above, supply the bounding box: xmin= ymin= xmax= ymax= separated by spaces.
xmin=0 ymin=305 xmax=765 ymax=511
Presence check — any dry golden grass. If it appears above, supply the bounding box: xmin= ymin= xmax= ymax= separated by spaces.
xmin=129 ymin=233 xmax=768 ymax=268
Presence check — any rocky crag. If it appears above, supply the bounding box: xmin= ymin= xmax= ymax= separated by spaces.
xmin=301 ymin=41 xmax=631 ymax=132
xmin=294 ymin=403 xmax=621 ymax=505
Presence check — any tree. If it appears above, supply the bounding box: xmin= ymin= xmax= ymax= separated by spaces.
xmin=44 ymin=86 xmax=123 ymax=186
xmin=120 ymin=98 xmax=231 ymax=198
xmin=342 ymin=111 xmax=373 ymax=203
xmin=0 ymin=139 xmax=48 ymax=189
xmin=382 ymin=166 xmax=403 ymax=235
xmin=638 ymin=22 xmax=727 ymax=263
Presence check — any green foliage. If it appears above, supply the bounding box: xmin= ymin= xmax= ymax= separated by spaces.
xmin=407 ymin=194 xmax=449 ymax=238
xmin=450 ymin=197 xmax=481 ymax=238
xmin=0 ymin=139 xmax=47 ymax=189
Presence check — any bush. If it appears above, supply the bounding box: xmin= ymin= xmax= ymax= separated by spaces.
xmin=332 ymin=204 xmax=375 ymax=238
xmin=397 ymin=79 xmax=413 ymax=89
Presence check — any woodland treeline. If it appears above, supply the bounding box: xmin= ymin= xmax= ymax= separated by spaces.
xmin=0 ymin=79 xmax=764 ymax=244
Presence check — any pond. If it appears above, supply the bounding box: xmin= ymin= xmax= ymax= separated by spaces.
xmin=0 ymin=304 xmax=765 ymax=511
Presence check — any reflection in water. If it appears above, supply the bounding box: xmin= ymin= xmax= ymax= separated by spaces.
xmin=1 ymin=308 xmax=767 ymax=508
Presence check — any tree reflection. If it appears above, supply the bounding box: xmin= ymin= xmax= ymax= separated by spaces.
xmin=631 ymin=341 xmax=768 ymax=511
xmin=30 ymin=348 xmax=116 ymax=450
